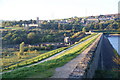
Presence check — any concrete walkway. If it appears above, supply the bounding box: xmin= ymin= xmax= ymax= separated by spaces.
xmin=51 ymin=34 xmax=100 ymax=78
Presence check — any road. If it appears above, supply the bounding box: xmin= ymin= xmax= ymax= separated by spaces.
xmin=0 ymin=34 xmax=98 ymax=74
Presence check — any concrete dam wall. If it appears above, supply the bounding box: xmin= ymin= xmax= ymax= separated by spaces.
xmin=69 ymin=34 xmax=103 ymax=78
xmin=69 ymin=34 xmax=118 ymax=78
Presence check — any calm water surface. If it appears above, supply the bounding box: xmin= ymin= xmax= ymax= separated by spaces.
xmin=108 ymin=36 xmax=120 ymax=55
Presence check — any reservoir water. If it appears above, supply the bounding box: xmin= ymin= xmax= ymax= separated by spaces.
xmin=108 ymin=36 xmax=120 ymax=55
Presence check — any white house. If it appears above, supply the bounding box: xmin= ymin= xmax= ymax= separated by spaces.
xmin=86 ymin=18 xmax=99 ymax=23
xmin=64 ymin=37 xmax=70 ymax=44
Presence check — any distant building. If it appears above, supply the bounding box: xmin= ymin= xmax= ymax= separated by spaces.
xmin=37 ymin=17 xmax=40 ymax=27
xmin=98 ymin=18 xmax=107 ymax=21
xmin=24 ymin=24 xmax=29 ymax=30
xmin=85 ymin=30 xmax=94 ymax=34
xmin=64 ymin=37 xmax=71 ymax=45
xmin=28 ymin=24 xmax=38 ymax=27
xmin=86 ymin=18 xmax=99 ymax=23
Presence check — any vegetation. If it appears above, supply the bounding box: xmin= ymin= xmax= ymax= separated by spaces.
xmin=82 ymin=27 xmax=86 ymax=32
xmin=2 ymin=19 xmax=37 ymax=27
xmin=94 ymin=70 xmax=119 ymax=78
xmin=78 ymin=33 xmax=97 ymax=42
xmin=51 ymin=34 xmax=99 ymax=60
xmin=93 ymin=30 xmax=120 ymax=34
xmin=2 ymin=47 xmax=67 ymax=71
xmin=19 ymin=42 xmax=24 ymax=57
xmin=2 ymin=50 xmax=48 ymax=70
xmin=113 ymin=49 xmax=120 ymax=69
xmin=1 ymin=14 xmax=120 ymax=79
xmin=113 ymin=56 xmax=120 ymax=65
xmin=2 ymin=34 xmax=100 ymax=78
xmin=86 ymin=20 xmax=119 ymax=30
xmin=71 ymin=32 xmax=83 ymax=39
xmin=2 ymin=30 xmax=66 ymax=45
xmin=1 ymin=14 xmax=120 ymax=32
xmin=2 ymin=33 xmax=97 ymax=71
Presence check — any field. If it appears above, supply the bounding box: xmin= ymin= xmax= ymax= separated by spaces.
xmin=2 ymin=50 xmax=48 ymax=69
xmin=2 ymin=47 xmax=67 ymax=71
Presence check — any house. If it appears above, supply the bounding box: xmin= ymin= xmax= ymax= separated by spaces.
xmin=64 ymin=37 xmax=71 ymax=45
xmin=29 ymin=24 xmax=38 ymax=27
xmin=86 ymin=18 xmax=99 ymax=23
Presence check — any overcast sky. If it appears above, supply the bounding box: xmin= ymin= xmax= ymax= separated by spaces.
xmin=0 ymin=0 xmax=119 ymax=20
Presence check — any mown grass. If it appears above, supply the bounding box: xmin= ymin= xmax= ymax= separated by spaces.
xmin=27 ymin=68 xmax=55 ymax=78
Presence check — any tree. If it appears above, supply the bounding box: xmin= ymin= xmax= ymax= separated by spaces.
xmin=27 ymin=32 xmax=36 ymax=39
xmin=27 ymin=32 xmax=37 ymax=44
xmin=72 ymin=24 xmax=75 ymax=34
xmin=46 ymin=35 xmax=52 ymax=42
xmin=94 ymin=23 xmax=99 ymax=30
xmin=20 ymin=42 xmax=24 ymax=54
xmin=99 ymin=23 xmax=105 ymax=30
xmin=13 ymin=37 xmax=21 ymax=44
xmin=62 ymin=24 xmax=65 ymax=31
xmin=18 ymin=42 xmax=24 ymax=58
xmin=19 ymin=20 xmax=23 ymax=27
xmin=112 ymin=22 xmax=119 ymax=29
xmin=30 ymin=19 xmax=33 ymax=24
xmin=58 ymin=23 xmax=61 ymax=31
xmin=82 ymin=27 xmax=86 ymax=32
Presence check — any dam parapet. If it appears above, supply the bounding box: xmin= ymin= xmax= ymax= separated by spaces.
xmin=69 ymin=33 xmax=103 ymax=78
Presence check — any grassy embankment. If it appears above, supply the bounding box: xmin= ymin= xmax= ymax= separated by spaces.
xmin=2 ymin=47 xmax=67 ymax=71
xmin=93 ymin=30 xmax=120 ymax=34
xmin=2 ymin=33 xmax=100 ymax=78
xmin=2 ymin=33 xmax=97 ymax=71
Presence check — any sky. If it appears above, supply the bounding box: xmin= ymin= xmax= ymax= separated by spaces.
xmin=0 ymin=0 xmax=119 ymax=20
